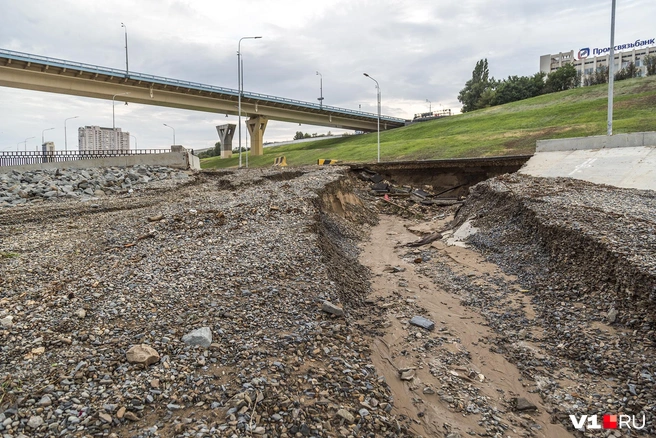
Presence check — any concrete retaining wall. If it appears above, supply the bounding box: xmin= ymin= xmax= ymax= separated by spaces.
xmin=0 ymin=151 xmax=200 ymax=173
xmin=536 ymin=132 xmax=656 ymax=152
xmin=522 ymin=132 xmax=656 ymax=191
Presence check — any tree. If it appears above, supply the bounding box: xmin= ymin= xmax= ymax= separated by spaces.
xmin=458 ymin=59 xmax=495 ymax=112
xmin=198 ymin=142 xmax=221 ymax=159
xmin=584 ymin=66 xmax=609 ymax=86
xmin=293 ymin=131 xmax=304 ymax=140
xmin=644 ymin=55 xmax=656 ymax=76
xmin=615 ymin=62 xmax=639 ymax=81
xmin=544 ymin=63 xmax=579 ymax=93
xmin=492 ymin=73 xmax=546 ymax=106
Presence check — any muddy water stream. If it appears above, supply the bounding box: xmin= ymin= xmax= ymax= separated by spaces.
xmin=360 ymin=215 xmax=571 ymax=437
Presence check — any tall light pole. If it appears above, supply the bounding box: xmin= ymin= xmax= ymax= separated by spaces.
xmin=41 ymin=127 xmax=55 ymax=149
xmin=426 ymin=99 xmax=432 ymax=112
xmin=607 ymin=0 xmax=616 ymax=136
xmin=121 ymin=22 xmax=129 ymax=77
xmin=64 ymin=116 xmax=79 ymax=151
xmin=22 ymin=136 xmax=35 ymax=152
xmin=316 ymin=71 xmax=324 ymax=109
xmin=112 ymin=92 xmax=130 ymax=131
xmin=363 ymin=73 xmax=381 ymax=163
xmin=163 ymin=124 xmax=176 ymax=146
xmin=129 ymin=133 xmax=137 ymax=149
xmin=238 ymin=36 xmax=262 ymax=168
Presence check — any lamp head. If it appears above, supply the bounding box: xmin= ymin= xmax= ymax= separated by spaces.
xmin=121 ymin=22 xmax=125 ymax=27
xmin=254 ymin=36 xmax=262 ymax=39
xmin=363 ymin=73 xmax=369 ymax=77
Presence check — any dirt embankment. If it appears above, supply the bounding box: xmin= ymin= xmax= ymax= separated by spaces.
xmin=322 ymin=171 xmax=654 ymax=436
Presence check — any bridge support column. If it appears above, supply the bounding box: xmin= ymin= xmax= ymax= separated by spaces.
xmin=246 ymin=116 xmax=268 ymax=156
xmin=216 ymin=124 xmax=236 ymax=158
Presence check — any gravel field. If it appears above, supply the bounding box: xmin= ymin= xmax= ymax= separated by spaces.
xmin=0 ymin=166 xmax=406 ymax=438
xmin=0 ymin=165 xmax=654 ymax=438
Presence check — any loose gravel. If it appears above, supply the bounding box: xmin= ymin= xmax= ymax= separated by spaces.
xmin=1 ymin=165 xmax=654 ymax=438
xmin=0 ymin=166 xmax=405 ymax=438
xmin=443 ymin=173 xmax=656 ymax=435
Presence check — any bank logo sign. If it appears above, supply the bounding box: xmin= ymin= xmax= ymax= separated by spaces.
xmin=579 ymin=37 xmax=655 ymax=59
xmin=578 ymin=48 xmax=590 ymax=59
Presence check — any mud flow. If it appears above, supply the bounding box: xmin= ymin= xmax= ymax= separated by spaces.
xmin=320 ymin=171 xmax=655 ymax=437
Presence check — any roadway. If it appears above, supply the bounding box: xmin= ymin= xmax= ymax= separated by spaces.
xmin=0 ymin=48 xmax=407 ymax=134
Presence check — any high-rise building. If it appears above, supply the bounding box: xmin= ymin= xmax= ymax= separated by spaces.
xmin=78 ymin=126 xmax=130 ymax=151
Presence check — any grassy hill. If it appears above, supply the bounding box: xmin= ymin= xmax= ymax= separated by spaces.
xmin=201 ymin=75 xmax=656 ymax=169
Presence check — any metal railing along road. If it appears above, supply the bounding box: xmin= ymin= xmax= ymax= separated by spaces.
xmin=0 ymin=48 xmax=408 ymax=125
xmin=0 ymin=149 xmax=171 ymax=167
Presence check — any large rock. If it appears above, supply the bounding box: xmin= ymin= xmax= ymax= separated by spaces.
xmin=513 ymin=397 xmax=538 ymax=412
xmin=336 ymin=408 xmax=355 ymax=424
xmin=126 ymin=344 xmax=160 ymax=367
xmin=409 ymin=315 xmax=435 ymax=331
xmin=182 ymin=327 xmax=213 ymax=347
xmin=27 ymin=415 xmax=44 ymax=429
xmin=321 ymin=301 xmax=344 ymax=317
xmin=0 ymin=316 xmax=13 ymax=328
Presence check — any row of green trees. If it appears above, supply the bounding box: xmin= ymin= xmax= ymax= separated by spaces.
xmin=197 ymin=142 xmax=222 ymax=159
xmin=458 ymin=56 xmax=656 ymax=112
xmin=293 ymin=131 xmax=333 ymax=140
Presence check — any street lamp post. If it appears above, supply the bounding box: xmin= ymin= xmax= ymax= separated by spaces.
xmin=21 ymin=137 xmax=35 ymax=152
xmin=112 ymin=92 xmax=130 ymax=131
xmin=607 ymin=0 xmax=616 ymax=136
xmin=316 ymin=71 xmax=324 ymax=109
xmin=363 ymin=73 xmax=381 ymax=163
xmin=41 ymin=127 xmax=55 ymax=149
xmin=121 ymin=22 xmax=129 ymax=77
xmin=129 ymin=134 xmax=137 ymax=149
xmin=163 ymin=124 xmax=176 ymax=146
xmin=426 ymin=99 xmax=432 ymax=112
xmin=64 ymin=116 xmax=79 ymax=151
xmin=238 ymin=36 xmax=262 ymax=168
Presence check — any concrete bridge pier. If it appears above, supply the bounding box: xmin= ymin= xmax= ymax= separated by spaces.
xmin=246 ymin=116 xmax=268 ymax=156
xmin=216 ymin=124 xmax=236 ymax=158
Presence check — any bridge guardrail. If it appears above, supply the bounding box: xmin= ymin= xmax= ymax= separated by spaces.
xmin=0 ymin=48 xmax=407 ymax=124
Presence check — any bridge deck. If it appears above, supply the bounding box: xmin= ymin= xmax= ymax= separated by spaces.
xmin=0 ymin=48 xmax=407 ymax=132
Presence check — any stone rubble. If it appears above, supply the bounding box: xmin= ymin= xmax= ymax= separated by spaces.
xmin=0 ymin=165 xmax=191 ymax=208
xmin=1 ymin=164 xmax=653 ymax=437
xmin=0 ymin=166 xmax=409 ymax=437
xmin=412 ymin=174 xmax=656 ymax=435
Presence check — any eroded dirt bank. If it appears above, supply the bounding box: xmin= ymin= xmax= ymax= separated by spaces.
xmin=354 ymin=172 xmax=655 ymax=437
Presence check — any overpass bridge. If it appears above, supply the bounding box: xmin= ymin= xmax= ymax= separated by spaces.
xmin=0 ymin=48 xmax=407 ymax=157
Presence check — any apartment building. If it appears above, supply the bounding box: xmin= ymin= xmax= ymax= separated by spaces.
xmin=78 ymin=126 xmax=130 ymax=151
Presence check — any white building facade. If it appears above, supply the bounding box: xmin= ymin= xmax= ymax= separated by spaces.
xmin=540 ymin=37 xmax=655 ymax=80
xmin=78 ymin=126 xmax=130 ymax=151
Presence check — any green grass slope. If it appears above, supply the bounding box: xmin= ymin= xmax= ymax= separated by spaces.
xmin=202 ymin=75 xmax=656 ymax=169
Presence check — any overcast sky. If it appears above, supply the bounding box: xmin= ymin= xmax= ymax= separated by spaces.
xmin=1 ymin=0 xmax=654 ymax=151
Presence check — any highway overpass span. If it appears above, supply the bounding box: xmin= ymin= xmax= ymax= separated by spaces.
xmin=0 ymin=48 xmax=407 ymax=156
